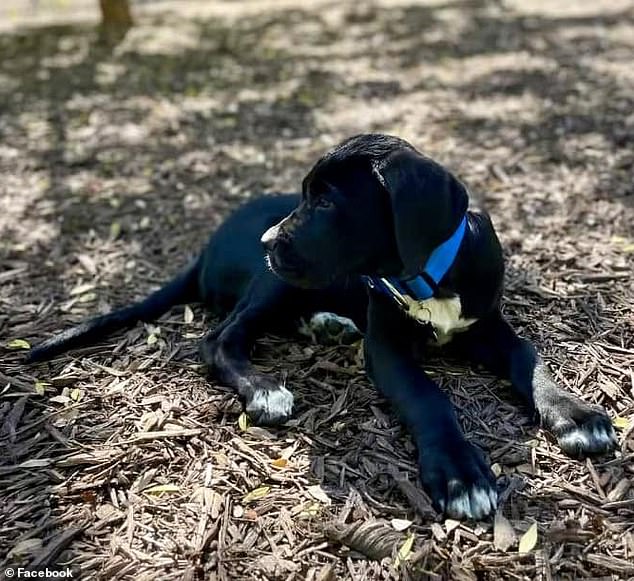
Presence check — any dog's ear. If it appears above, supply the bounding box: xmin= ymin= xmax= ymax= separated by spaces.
xmin=373 ymin=148 xmax=468 ymax=276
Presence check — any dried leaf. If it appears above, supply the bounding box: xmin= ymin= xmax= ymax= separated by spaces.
xmin=7 ymin=338 xmax=31 ymax=349
xmin=613 ymin=416 xmax=629 ymax=430
xmin=391 ymin=519 xmax=412 ymax=532
xmin=518 ymin=522 xmax=538 ymax=554
xmin=34 ymin=380 xmax=49 ymax=396
xmin=394 ymin=532 xmax=415 ymax=568
xmin=49 ymin=395 xmax=71 ymax=405
xmin=143 ymin=484 xmax=180 ymax=495
xmin=494 ymin=512 xmax=517 ymax=551
xmin=70 ymin=282 xmax=95 ymax=296
xmin=184 ymin=305 xmax=194 ymax=324
xmin=244 ymin=508 xmax=258 ymax=520
xmin=271 ymin=457 xmax=288 ymax=468
xmin=445 ymin=519 xmax=460 ymax=533
xmin=109 ymin=221 xmax=121 ymax=239
xmin=298 ymin=502 xmax=321 ymax=517
xmin=243 ymin=486 xmax=270 ymax=503
xmin=8 ymin=538 xmax=43 ymax=557
xmin=238 ymin=413 xmax=250 ymax=432
xmin=95 ymin=504 xmax=122 ymax=521
xmin=307 ymin=484 xmax=331 ymax=505
xmin=20 ymin=458 xmax=52 ymax=468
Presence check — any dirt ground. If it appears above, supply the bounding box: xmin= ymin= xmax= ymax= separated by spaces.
xmin=1 ymin=0 xmax=633 ymax=579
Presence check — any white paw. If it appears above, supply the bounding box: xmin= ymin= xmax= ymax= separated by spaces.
xmin=298 ymin=312 xmax=360 ymax=344
xmin=441 ymin=483 xmax=498 ymax=520
xmin=557 ymin=423 xmax=617 ymax=457
xmin=246 ymin=385 xmax=294 ymax=425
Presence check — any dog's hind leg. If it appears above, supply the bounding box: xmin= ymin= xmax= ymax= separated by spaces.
xmin=452 ymin=312 xmax=617 ymax=458
xmin=199 ymin=269 xmax=313 ymax=425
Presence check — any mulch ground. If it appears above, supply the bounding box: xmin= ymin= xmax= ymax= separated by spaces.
xmin=1 ymin=1 xmax=633 ymax=579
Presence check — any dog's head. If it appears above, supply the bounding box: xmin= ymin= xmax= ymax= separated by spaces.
xmin=262 ymin=134 xmax=468 ymax=288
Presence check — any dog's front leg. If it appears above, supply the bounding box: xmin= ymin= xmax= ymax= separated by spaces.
xmin=453 ymin=312 xmax=617 ymax=457
xmin=364 ymin=296 xmax=497 ymax=520
xmin=200 ymin=271 xmax=299 ymax=426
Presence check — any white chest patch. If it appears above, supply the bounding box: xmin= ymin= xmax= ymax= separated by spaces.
xmin=403 ymin=295 xmax=477 ymax=345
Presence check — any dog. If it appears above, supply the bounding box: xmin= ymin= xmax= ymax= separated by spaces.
xmin=28 ymin=134 xmax=617 ymax=520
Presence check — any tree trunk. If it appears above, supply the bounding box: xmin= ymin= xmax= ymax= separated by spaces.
xmin=99 ymin=0 xmax=133 ymax=28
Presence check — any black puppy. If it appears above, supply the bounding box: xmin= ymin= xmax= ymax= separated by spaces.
xmin=28 ymin=134 xmax=617 ymax=520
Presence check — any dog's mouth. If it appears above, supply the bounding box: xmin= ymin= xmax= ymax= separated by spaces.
xmin=266 ymin=253 xmax=299 ymax=277
xmin=265 ymin=253 xmax=332 ymax=289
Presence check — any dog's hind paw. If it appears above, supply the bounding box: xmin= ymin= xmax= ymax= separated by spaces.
xmin=246 ymin=384 xmax=294 ymax=426
xmin=553 ymin=407 xmax=617 ymax=458
xmin=298 ymin=312 xmax=360 ymax=345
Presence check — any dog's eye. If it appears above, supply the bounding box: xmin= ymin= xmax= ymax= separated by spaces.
xmin=316 ymin=198 xmax=333 ymax=209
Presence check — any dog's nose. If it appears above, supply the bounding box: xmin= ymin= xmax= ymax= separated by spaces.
xmin=261 ymin=223 xmax=281 ymax=252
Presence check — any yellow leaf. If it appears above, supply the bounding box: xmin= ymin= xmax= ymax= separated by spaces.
xmin=109 ymin=221 xmax=121 ymax=239
xmin=70 ymin=388 xmax=82 ymax=402
xmin=144 ymin=484 xmax=180 ymax=495
xmin=34 ymin=381 xmax=49 ymax=396
xmin=238 ymin=413 xmax=250 ymax=432
xmin=394 ymin=532 xmax=415 ymax=568
xmin=623 ymin=244 xmax=634 ymax=253
xmin=7 ymin=339 xmax=31 ymax=350
xmin=518 ymin=522 xmax=538 ymax=554
xmin=243 ymin=486 xmax=270 ymax=503
xmin=271 ymin=458 xmax=288 ymax=468
xmin=184 ymin=305 xmax=194 ymax=324
xmin=147 ymin=333 xmax=158 ymax=345
xmin=298 ymin=502 xmax=321 ymax=518
xmin=613 ymin=417 xmax=629 ymax=430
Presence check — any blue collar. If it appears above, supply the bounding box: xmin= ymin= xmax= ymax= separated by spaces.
xmin=365 ymin=215 xmax=467 ymax=307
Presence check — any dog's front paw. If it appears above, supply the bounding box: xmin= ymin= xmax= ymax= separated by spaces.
xmin=547 ymin=399 xmax=617 ymax=458
xmin=245 ymin=381 xmax=294 ymax=426
xmin=421 ymin=438 xmax=497 ymax=520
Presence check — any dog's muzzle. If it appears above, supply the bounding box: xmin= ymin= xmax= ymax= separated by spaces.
xmin=261 ymin=223 xmax=282 ymax=252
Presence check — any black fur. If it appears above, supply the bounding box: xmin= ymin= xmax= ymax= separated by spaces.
xmin=28 ymin=134 xmax=617 ymax=520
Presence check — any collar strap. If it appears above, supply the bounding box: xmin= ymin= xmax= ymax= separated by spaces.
xmin=365 ymin=215 xmax=467 ymax=306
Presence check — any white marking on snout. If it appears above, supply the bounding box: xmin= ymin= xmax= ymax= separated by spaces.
xmin=261 ymin=222 xmax=282 ymax=246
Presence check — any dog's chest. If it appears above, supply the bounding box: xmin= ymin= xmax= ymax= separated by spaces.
xmin=404 ymin=295 xmax=477 ymax=345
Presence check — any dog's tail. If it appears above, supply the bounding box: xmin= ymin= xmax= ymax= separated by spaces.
xmin=27 ymin=259 xmax=201 ymax=363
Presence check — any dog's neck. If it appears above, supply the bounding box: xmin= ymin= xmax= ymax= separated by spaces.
xmin=365 ymin=213 xmax=468 ymax=304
